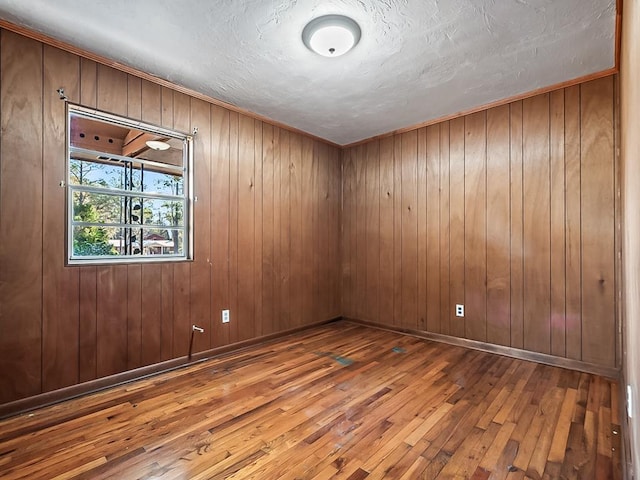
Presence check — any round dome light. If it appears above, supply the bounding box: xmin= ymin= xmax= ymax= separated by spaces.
xmin=146 ymin=140 xmax=170 ymax=151
xmin=302 ymin=15 xmax=361 ymax=57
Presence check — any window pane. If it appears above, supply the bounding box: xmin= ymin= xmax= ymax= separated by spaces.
xmin=69 ymin=158 xmax=142 ymax=191
xmin=72 ymin=225 xmax=120 ymax=257
xmin=142 ymin=170 xmax=183 ymax=195
xmin=143 ymin=228 xmax=183 ymax=256
xmin=73 ymin=191 xmax=125 ymax=225
xmin=142 ymin=198 xmax=184 ymax=227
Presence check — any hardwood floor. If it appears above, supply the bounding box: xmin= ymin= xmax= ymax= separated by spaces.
xmin=0 ymin=322 xmax=622 ymax=479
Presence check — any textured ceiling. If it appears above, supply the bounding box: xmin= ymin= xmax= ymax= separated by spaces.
xmin=0 ymin=0 xmax=616 ymax=145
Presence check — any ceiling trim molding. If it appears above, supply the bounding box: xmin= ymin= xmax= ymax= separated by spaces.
xmin=343 ymin=67 xmax=619 ymax=149
xmin=0 ymin=19 xmax=343 ymax=149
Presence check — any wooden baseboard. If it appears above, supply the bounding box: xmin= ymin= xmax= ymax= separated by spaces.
xmin=0 ymin=318 xmax=339 ymax=420
xmin=343 ymin=317 xmax=621 ymax=380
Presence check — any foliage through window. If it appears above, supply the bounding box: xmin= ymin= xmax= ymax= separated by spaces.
xmin=67 ymin=105 xmax=193 ymax=264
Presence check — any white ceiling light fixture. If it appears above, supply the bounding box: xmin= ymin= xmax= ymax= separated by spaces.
xmin=146 ymin=140 xmax=170 ymax=151
xmin=302 ymin=14 xmax=361 ymax=57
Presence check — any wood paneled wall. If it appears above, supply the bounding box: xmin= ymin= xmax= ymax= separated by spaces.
xmin=621 ymin=0 xmax=640 ymax=474
xmin=0 ymin=30 xmax=341 ymax=405
xmin=342 ymin=75 xmax=619 ymax=369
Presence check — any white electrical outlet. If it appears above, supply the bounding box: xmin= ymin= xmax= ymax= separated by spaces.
xmin=222 ymin=309 xmax=230 ymax=324
xmin=628 ymin=385 xmax=633 ymax=419
xmin=455 ymin=304 xmax=464 ymax=317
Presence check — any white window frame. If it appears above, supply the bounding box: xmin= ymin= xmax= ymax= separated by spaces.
xmin=66 ymin=103 xmax=194 ymax=265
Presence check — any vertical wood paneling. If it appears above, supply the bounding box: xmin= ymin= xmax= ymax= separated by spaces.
xmin=355 ymin=145 xmax=367 ymax=320
xmin=464 ymin=112 xmax=487 ymax=342
xmin=312 ymin=141 xmax=322 ymax=322
xmin=393 ymin=136 xmax=403 ymax=327
xmin=42 ymin=46 xmax=80 ymax=393
xmin=426 ymin=125 xmax=441 ymax=333
xmin=509 ymin=101 xmax=525 ymax=349
xmin=141 ymin=265 xmax=162 ymax=365
xmin=449 ymin=118 xmax=466 ymax=338
xmin=191 ymin=98 xmax=212 ymax=352
xmin=254 ymin=122 xmax=263 ymax=333
xmin=78 ymin=268 xmax=97 ymax=382
xmin=172 ymin=93 xmax=192 ymax=356
xmin=278 ymin=128 xmax=290 ymax=332
xmin=365 ymin=141 xmax=380 ymax=323
xmin=0 ymin=32 xmax=43 ymax=403
xmin=126 ymin=266 xmax=143 ymax=370
xmin=379 ymin=137 xmax=394 ymax=324
xmin=300 ymin=135 xmax=313 ymax=325
xmin=580 ymin=77 xmax=616 ymax=367
xmin=620 ymin=0 xmax=640 ymax=466
xmin=486 ymin=105 xmax=511 ymax=347
xmin=550 ymin=90 xmax=567 ymax=358
xmin=228 ymin=111 xmax=240 ymax=343
xmin=96 ymin=266 xmax=128 ymax=377
xmin=141 ymin=80 xmax=161 ymax=124
xmin=329 ymin=146 xmax=342 ymax=317
xmin=342 ymin=79 xmax=618 ymax=370
xmin=342 ymin=147 xmax=355 ymax=318
xmin=237 ymin=115 xmax=255 ymax=340
xmin=522 ymin=94 xmax=551 ymax=354
xmin=417 ymin=128 xmax=428 ymax=331
xmin=272 ymin=128 xmax=282 ymax=332
xmin=439 ymin=122 xmax=451 ymax=336
xmin=289 ymin=133 xmax=302 ymax=328
xmin=78 ymin=58 xmax=98 ymax=381
xmin=261 ymin=124 xmax=275 ymax=335
xmin=401 ymin=131 xmax=418 ymax=329
xmin=211 ymin=105 xmax=230 ymax=347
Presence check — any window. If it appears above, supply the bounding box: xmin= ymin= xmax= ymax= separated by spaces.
xmin=66 ymin=104 xmax=193 ymax=264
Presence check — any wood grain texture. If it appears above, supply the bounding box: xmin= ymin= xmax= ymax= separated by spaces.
xmin=439 ymin=123 xmax=451 ymax=336
xmin=401 ymin=131 xmax=418 ymax=330
xmin=238 ymin=114 xmax=255 ymax=340
xmin=417 ymin=128 xmax=428 ymax=332
xmin=486 ymin=105 xmax=510 ymax=347
xmin=0 ymin=30 xmax=342 ymax=406
xmin=341 ymin=147 xmax=355 ymax=319
xmin=509 ymin=101 xmax=525 ymax=350
xmin=190 ymin=97 xmax=212 ymax=353
xmin=365 ymin=141 xmax=380 ymax=324
xmin=0 ymin=31 xmax=44 ymax=403
xmin=464 ymin=111 xmax=487 ymax=342
xmin=621 ymin=0 xmax=640 ymax=474
xmin=549 ymin=90 xmax=567 ymax=359
xmin=580 ymin=77 xmax=616 ymax=367
xmin=378 ymin=137 xmax=394 ymax=324
xmin=342 ymin=79 xmax=619 ymax=369
xmin=172 ymin=92 xmax=192 ymax=357
xmin=42 ymin=45 xmax=80 ymax=393
xmin=261 ymin=123 xmax=275 ymax=335
xmin=426 ymin=125 xmax=441 ymax=334
xmin=211 ymin=105 xmax=230 ymax=347
xmin=449 ymin=118 xmax=466 ymax=339
xmin=0 ymin=322 xmax=621 ymax=479
xmin=523 ymin=93 xmax=551 ymax=355
xmin=355 ymin=144 xmax=366 ymax=320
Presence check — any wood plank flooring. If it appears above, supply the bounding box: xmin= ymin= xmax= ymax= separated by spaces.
xmin=0 ymin=322 xmax=622 ymax=479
